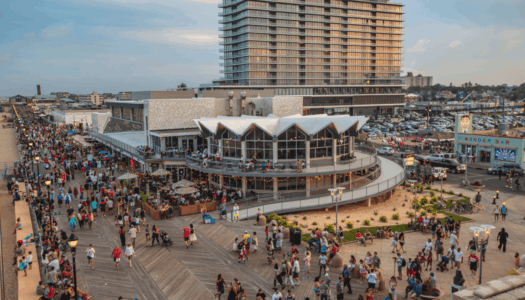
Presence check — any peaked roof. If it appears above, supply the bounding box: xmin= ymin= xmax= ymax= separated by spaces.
xmin=194 ymin=114 xmax=368 ymax=137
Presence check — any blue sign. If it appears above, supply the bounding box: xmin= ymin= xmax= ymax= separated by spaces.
xmin=494 ymin=148 xmax=516 ymax=162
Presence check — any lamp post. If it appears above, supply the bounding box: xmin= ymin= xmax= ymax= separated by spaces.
xmin=68 ymin=234 xmax=79 ymax=300
xmin=436 ymin=167 xmax=446 ymax=205
xmin=496 ymin=190 xmax=499 ymax=199
xmin=35 ymin=156 xmax=40 ymax=187
xmin=479 ymin=225 xmax=495 ymax=284
xmin=329 ymin=187 xmax=346 ymax=231
xmin=408 ymin=179 xmax=418 ymax=229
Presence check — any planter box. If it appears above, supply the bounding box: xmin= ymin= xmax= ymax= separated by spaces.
xmin=179 ymin=202 xmax=217 ymax=216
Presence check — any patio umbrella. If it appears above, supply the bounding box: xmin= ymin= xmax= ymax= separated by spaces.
xmin=117 ymin=173 xmax=138 ymax=180
xmin=173 ymin=179 xmax=194 ymax=188
xmin=174 ymin=186 xmax=198 ymax=195
xmin=151 ymin=168 xmax=170 ymax=176
xmin=98 ymin=150 xmax=108 ymax=154
xmin=66 ymin=130 xmax=77 ymax=135
xmin=105 ymin=154 xmax=114 ymax=158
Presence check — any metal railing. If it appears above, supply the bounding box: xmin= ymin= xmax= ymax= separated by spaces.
xmin=185 ymin=152 xmax=378 ymax=177
xmin=230 ymin=169 xmax=404 ymax=220
xmin=87 ymin=130 xmax=147 ymax=161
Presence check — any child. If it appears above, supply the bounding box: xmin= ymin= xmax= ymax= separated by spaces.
xmin=426 ymin=251 xmax=433 ymax=271
xmin=267 ymin=244 xmax=274 ymax=265
xmin=406 ymin=258 xmax=413 ymax=277
xmin=239 ymin=243 xmax=246 ymax=263
xmin=27 ymin=251 xmax=33 ymax=270
xmin=19 ymin=257 xmax=27 ymax=277
xmin=265 ymin=226 xmax=269 ymax=241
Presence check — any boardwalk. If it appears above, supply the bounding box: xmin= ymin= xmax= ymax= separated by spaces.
xmin=51 ymin=169 xmax=369 ymax=300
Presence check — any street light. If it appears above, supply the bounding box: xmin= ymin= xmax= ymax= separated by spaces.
xmin=35 ymin=156 xmax=40 ymax=187
xmin=408 ymin=179 xmax=418 ymax=229
xmin=329 ymin=187 xmax=345 ymax=232
xmin=479 ymin=225 xmax=495 ymax=284
xmin=436 ymin=168 xmax=446 ymax=206
xmin=68 ymin=234 xmax=79 ymax=300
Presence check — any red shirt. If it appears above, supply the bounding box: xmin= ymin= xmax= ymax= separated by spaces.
xmin=356 ymin=233 xmax=363 ymax=239
xmin=112 ymin=248 xmax=121 ymax=259
xmin=183 ymin=228 xmax=190 ymax=238
xmin=330 ymin=246 xmax=338 ymax=255
xmin=469 ymin=255 xmax=479 ymax=263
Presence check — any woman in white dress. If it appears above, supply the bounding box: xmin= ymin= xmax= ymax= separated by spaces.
xmin=189 ymin=224 xmax=197 ymax=246
xmin=125 ymin=243 xmax=135 ymax=267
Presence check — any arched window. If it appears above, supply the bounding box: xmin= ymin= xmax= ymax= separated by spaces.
xmin=277 ymin=127 xmax=307 ymax=160
xmin=222 ymin=130 xmax=241 ymax=158
xmin=310 ymin=128 xmax=333 ymax=158
xmin=245 ymin=127 xmax=273 ymax=160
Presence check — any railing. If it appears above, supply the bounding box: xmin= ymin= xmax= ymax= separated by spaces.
xmin=87 ymin=130 xmax=147 ymax=161
xmin=185 ymin=149 xmax=378 ymax=177
xmin=230 ymin=168 xmax=404 ymax=220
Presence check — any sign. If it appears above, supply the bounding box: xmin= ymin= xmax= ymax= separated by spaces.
xmin=494 ymin=148 xmax=516 ymax=162
xmin=130 ymin=158 xmax=135 ymax=169
xmin=455 ymin=114 xmax=472 ymax=134
xmin=403 ymin=157 xmax=415 ymax=166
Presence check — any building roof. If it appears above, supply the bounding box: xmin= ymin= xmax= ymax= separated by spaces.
xmin=194 ymin=114 xmax=368 ymax=137
xmin=34 ymin=95 xmax=57 ymax=99
xmin=406 ymin=93 xmax=419 ymax=97
xmin=60 ymin=98 xmax=75 ymax=102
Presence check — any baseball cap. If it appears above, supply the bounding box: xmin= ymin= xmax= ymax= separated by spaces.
xmin=325 ymin=273 xmax=329 ymax=276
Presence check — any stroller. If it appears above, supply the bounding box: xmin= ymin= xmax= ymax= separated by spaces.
xmin=160 ymin=231 xmax=173 ymax=246
xmin=437 ymin=255 xmax=449 ymax=272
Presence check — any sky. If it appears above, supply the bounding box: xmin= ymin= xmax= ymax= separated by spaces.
xmin=0 ymin=0 xmax=524 ymax=96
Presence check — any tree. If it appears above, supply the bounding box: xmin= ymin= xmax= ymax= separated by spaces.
xmin=177 ymin=82 xmax=188 ymax=90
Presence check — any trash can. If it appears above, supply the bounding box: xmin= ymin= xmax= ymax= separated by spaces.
xmin=290 ymin=228 xmax=302 ymax=245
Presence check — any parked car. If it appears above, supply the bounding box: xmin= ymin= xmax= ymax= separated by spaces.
xmin=487 ymin=164 xmax=524 ymax=176
xmin=377 ymin=147 xmax=395 ymax=155
xmin=431 ymin=167 xmax=448 ymax=180
xmin=431 ymin=159 xmax=466 ymax=174
xmin=425 ymin=153 xmax=456 ymax=163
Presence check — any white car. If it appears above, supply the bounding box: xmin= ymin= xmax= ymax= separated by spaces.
xmin=377 ymin=147 xmax=395 ymax=155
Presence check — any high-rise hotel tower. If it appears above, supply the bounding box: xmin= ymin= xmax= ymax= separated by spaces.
xmin=218 ymin=0 xmax=405 ymax=115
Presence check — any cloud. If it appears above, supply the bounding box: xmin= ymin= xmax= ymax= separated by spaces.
xmin=448 ymin=40 xmax=461 ymax=49
xmin=407 ymin=39 xmax=430 ymax=53
xmin=40 ymin=25 xmax=73 ymax=39
xmin=499 ymin=29 xmax=524 ymax=54
xmin=123 ymin=29 xmax=219 ymax=46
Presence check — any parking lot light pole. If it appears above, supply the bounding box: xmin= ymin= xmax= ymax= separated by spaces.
xmin=409 ymin=180 xmax=418 ymax=229
xmin=329 ymin=187 xmax=345 ymax=232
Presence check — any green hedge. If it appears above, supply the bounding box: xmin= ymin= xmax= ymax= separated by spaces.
xmin=301 ymin=224 xmax=411 ymax=243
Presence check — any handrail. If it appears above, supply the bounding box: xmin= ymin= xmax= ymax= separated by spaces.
xmin=231 ymin=167 xmax=404 ymax=220
xmin=185 ymin=150 xmax=378 ymax=177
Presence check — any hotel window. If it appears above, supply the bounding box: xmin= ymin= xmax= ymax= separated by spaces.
xmin=277 ymin=127 xmax=307 ymax=160
xmin=246 ymin=127 xmax=273 ymax=160
xmin=222 ymin=130 xmax=242 ymax=158
xmin=310 ymin=128 xmax=333 ymax=158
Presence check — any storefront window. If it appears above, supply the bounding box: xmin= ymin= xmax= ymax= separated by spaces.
xmin=151 ymin=135 xmax=161 ymax=153
xmin=246 ymin=177 xmax=273 ymax=190
xmin=166 ymin=136 xmax=178 ymax=150
xmin=337 ymin=129 xmax=352 ymax=156
xmin=277 ymin=127 xmax=307 ymax=160
xmin=223 ymin=176 xmax=243 ymax=189
xmin=277 ymin=177 xmax=306 ymax=191
xmin=246 ymin=127 xmax=273 ymax=160
xmin=310 ymin=128 xmax=334 ymax=158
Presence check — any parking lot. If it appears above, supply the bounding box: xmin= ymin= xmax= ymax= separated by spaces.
xmin=362 ymin=111 xmax=525 ymax=138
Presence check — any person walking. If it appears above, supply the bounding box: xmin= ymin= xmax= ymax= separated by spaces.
xmin=111 ymin=245 xmax=122 ymax=271
xmin=501 ymin=204 xmax=508 ymax=223
xmin=151 ymin=225 xmax=160 ymax=246
xmin=468 ymin=252 xmax=479 ymax=279
xmin=183 ymin=225 xmax=191 ymax=249
xmin=118 ymin=226 xmax=126 ymax=247
xmin=125 ymin=243 xmax=134 ymax=267
xmin=145 ymin=224 xmax=151 ymax=246
xmin=497 ymin=228 xmax=509 ymax=252
xmin=389 ymin=277 xmax=398 ymax=300
xmin=189 ymin=224 xmax=197 ymax=246
xmin=493 ymin=205 xmax=500 ymax=222
xmin=215 ymin=274 xmax=226 ymax=300
xmin=86 ymin=244 xmax=96 ymax=270
xmin=342 ymin=264 xmax=352 ymax=294
xmin=129 ymin=225 xmax=137 ymax=248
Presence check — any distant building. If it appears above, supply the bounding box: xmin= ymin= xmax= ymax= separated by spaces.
xmin=51 ymin=107 xmax=111 ymax=127
xmin=118 ymin=92 xmax=132 ymax=101
xmin=438 ymin=90 xmax=456 ymax=100
xmin=9 ymin=95 xmax=30 ymax=103
xmin=404 ymin=72 xmax=433 ymax=88
xmin=32 ymin=95 xmax=57 ymax=105
xmin=51 ymin=92 xmax=71 ymax=98
xmin=130 ymin=90 xmax=197 ymax=100
xmin=79 ymin=91 xmax=104 ymax=106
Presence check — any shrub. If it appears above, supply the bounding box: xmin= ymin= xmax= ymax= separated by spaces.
xmin=380 ymin=216 xmax=387 ymax=223
xmin=420 ymin=197 xmax=428 ymax=206
xmin=430 ymin=197 xmax=437 ymax=204
xmin=421 ymin=211 xmax=427 ymax=216
xmin=407 ymin=212 xmax=415 ymax=218
xmin=430 ymin=191 xmax=435 ymax=197
xmin=139 ymin=192 xmax=147 ymax=202
xmin=363 ymin=219 xmax=371 ymax=226
xmin=327 ymin=216 xmax=331 ymax=219
xmin=346 ymin=222 xmax=353 ymax=229
xmin=392 ymin=213 xmax=400 ymax=220
xmin=312 ymin=222 xmax=318 ymax=226
xmin=393 ymin=207 xmax=396 ymax=211
xmin=324 ymin=224 xmax=335 ymax=233
xmin=447 ymin=191 xmax=455 ymax=195
xmin=425 ymin=186 xmax=431 ymax=190
xmin=303 ymin=217 xmax=307 ymax=220
xmin=432 ymin=212 xmax=437 ymax=216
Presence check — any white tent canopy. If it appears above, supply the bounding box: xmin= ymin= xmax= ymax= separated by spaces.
xmin=173 ymin=179 xmax=194 ymax=188
xmin=151 ymin=168 xmax=170 ymax=176
xmin=118 ymin=173 xmax=138 ymax=180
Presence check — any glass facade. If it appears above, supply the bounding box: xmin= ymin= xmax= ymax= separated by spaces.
xmin=337 ymin=129 xmax=352 ymax=155
xmin=277 ymin=127 xmax=307 ymax=159
xmin=310 ymin=128 xmax=334 ymax=158
xmin=166 ymin=136 xmax=179 ymax=150
xmin=246 ymin=127 xmax=273 ymax=160
xmin=222 ymin=130 xmax=242 ymax=158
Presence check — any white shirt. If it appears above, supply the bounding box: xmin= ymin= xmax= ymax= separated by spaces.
xmin=125 ymin=246 xmax=135 ymax=257
xmin=425 ymin=241 xmax=433 ymax=251
xmin=293 ymin=260 xmax=300 ymax=272
xmin=272 ymin=292 xmax=283 ymax=300
xmin=49 ymin=259 xmax=59 ymax=270
xmin=319 ymin=255 xmax=327 ymax=265
xmin=367 ymin=273 xmax=377 ymax=284
xmin=86 ymin=248 xmax=96 ymax=257
xmin=454 ymin=250 xmax=463 ymax=262
xmin=129 ymin=228 xmax=137 ymax=238
xmin=450 ymin=234 xmax=457 ymax=245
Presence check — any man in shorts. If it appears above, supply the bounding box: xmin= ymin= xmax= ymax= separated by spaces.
xmin=111 ymin=245 xmax=121 ymax=271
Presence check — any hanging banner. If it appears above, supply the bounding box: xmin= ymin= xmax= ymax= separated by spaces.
xmin=130 ymin=158 xmax=135 ymax=169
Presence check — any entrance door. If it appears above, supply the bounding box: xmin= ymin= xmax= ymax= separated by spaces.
xmin=480 ymin=150 xmax=491 ymax=163
xmin=181 ymin=138 xmax=195 ymax=151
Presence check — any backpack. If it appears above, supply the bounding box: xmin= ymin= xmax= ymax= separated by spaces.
xmin=247 ymin=237 xmax=251 ymax=244
xmin=401 ymin=258 xmax=407 ymax=267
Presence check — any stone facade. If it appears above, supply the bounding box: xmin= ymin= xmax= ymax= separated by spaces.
xmin=271 ymin=96 xmax=303 ymax=117
xmin=148 ymin=98 xmax=219 ymax=130
xmin=453 ymin=275 xmax=525 ymax=300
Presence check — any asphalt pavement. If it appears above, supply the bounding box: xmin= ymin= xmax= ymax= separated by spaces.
xmin=439 ymin=168 xmax=523 ymax=195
